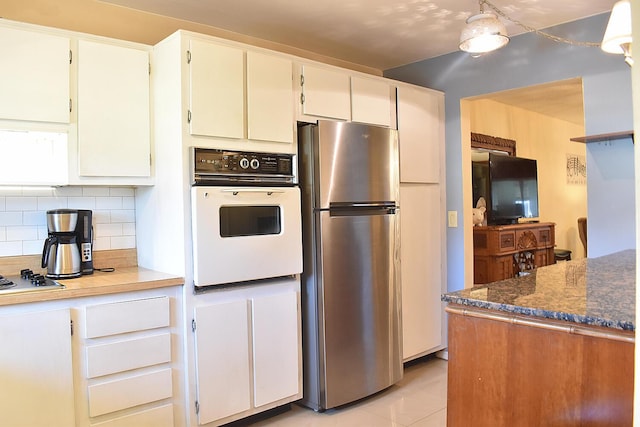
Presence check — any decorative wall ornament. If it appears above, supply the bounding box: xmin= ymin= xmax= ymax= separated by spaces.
xmin=566 ymin=153 xmax=587 ymax=184
xmin=471 ymin=132 xmax=516 ymax=155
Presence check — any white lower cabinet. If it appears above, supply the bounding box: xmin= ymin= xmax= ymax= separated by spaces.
xmin=0 ymin=308 xmax=75 ymax=427
xmin=0 ymin=286 xmax=184 ymax=427
xmin=400 ymin=184 xmax=444 ymax=361
xmin=193 ymin=286 xmax=301 ymax=426
xmin=194 ymin=299 xmax=251 ymax=424
xmin=74 ymin=290 xmax=183 ymax=427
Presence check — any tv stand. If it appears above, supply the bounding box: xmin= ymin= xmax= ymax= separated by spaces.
xmin=473 ymin=222 xmax=555 ymax=285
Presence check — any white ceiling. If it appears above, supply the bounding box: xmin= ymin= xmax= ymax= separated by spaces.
xmin=478 ymin=78 xmax=585 ymax=126
xmin=99 ymin=0 xmax=615 ymax=70
xmin=98 ymin=0 xmax=613 ymax=125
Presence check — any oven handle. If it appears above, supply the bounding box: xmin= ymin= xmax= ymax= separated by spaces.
xmin=220 ymin=188 xmax=286 ymax=196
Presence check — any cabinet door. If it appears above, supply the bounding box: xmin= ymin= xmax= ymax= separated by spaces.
xmin=300 ymin=64 xmax=350 ymax=120
xmin=397 ymin=86 xmax=443 ymax=183
xmin=189 ymin=39 xmax=244 ymax=139
xmin=400 ymin=184 xmax=442 ymax=360
xmin=0 ymin=309 xmax=75 ymax=427
xmin=351 ymin=76 xmax=392 ymax=127
xmin=247 ymin=51 xmax=294 ymax=144
xmin=0 ymin=27 xmax=70 ymax=123
xmin=251 ymin=291 xmax=300 ymax=407
xmin=77 ymin=39 xmax=150 ymax=177
xmin=194 ymin=300 xmax=251 ymax=425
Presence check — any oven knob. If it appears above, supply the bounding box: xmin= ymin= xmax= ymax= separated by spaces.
xmin=250 ymin=158 xmax=260 ymax=170
xmin=239 ymin=158 xmax=250 ymax=169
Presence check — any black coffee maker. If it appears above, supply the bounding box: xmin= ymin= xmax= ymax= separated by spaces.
xmin=41 ymin=209 xmax=94 ymax=278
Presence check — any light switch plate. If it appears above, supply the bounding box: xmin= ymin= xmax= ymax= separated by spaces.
xmin=448 ymin=211 xmax=458 ymax=228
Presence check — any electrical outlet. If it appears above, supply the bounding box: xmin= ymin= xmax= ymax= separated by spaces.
xmin=448 ymin=211 xmax=458 ymax=228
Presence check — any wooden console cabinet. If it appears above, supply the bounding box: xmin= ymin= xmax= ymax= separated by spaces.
xmin=473 ymin=222 xmax=555 ymax=285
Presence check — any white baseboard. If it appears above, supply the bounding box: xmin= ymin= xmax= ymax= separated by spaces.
xmin=436 ymin=349 xmax=448 ymax=361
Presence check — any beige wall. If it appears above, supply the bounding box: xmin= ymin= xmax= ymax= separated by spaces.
xmin=469 ymin=98 xmax=588 ymax=259
xmin=2 ymin=0 xmax=380 ymax=75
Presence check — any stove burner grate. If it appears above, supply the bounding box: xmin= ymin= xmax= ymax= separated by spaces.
xmin=0 ymin=277 xmax=16 ymax=290
xmin=0 ymin=270 xmax=64 ymax=294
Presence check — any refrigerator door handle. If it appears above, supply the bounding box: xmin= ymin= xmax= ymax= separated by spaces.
xmin=329 ymin=201 xmax=397 ymax=209
xmin=328 ymin=206 xmax=397 ymax=216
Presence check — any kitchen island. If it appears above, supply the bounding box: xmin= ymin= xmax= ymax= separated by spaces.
xmin=442 ymin=250 xmax=635 ymax=427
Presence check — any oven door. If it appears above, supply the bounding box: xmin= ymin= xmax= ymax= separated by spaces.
xmin=191 ymin=186 xmax=302 ymax=287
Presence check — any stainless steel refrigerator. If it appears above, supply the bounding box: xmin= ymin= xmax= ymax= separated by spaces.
xmin=298 ymin=120 xmax=403 ymax=411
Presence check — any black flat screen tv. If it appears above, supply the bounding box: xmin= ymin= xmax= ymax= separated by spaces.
xmin=487 ymin=153 xmax=539 ymax=225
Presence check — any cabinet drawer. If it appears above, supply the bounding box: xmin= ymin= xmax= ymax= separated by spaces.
xmin=91 ymin=404 xmax=174 ymax=427
xmin=88 ymin=368 xmax=173 ymax=417
xmin=85 ymin=296 xmax=170 ymax=338
xmin=86 ymin=333 xmax=171 ymax=378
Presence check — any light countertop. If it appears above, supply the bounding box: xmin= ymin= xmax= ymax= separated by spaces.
xmin=0 ymin=267 xmax=184 ymax=307
xmin=442 ymin=250 xmax=635 ymax=331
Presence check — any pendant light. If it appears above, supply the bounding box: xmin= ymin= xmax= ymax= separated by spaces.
xmin=601 ymin=0 xmax=633 ymax=66
xmin=459 ymin=0 xmax=509 ymax=55
xmin=459 ymin=0 xmax=602 ymax=57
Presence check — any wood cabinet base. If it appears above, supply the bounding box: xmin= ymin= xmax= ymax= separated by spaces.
xmin=473 ymin=222 xmax=555 ymax=284
xmin=446 ymin=305 xmax=634 ymax=426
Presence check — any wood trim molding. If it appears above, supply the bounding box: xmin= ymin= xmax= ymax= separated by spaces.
xmin=445 ymin=305 xmax=635 ymax=343
xmin=471 ymin=132 xmax=516 ymax=155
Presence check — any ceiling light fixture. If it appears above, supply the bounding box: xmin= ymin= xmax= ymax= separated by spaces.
xmin=460 ymin=0 xmax=602 ymax=57
xmin=459 ymin=1 xmax=509 ymax=55
xmin=601 ymin=0 xmax=633 ymax=66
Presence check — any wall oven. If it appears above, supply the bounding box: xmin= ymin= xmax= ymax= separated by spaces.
xmin=190 ymin=148 xmax=303 ymax=288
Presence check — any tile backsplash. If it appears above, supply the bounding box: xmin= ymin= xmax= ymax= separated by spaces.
xmin=0 ymin=186 xmax=136 ymax=257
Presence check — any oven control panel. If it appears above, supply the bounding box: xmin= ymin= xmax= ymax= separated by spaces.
xmin=192 ymin=148 xmax=296 ymax=185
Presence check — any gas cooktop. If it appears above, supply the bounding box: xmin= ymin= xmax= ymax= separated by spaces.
xmin=0 ymin=269 xmax=65 ymax=295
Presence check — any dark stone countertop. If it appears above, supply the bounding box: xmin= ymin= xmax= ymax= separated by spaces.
xmin=442 ymin=250 xmax=636 ymax=331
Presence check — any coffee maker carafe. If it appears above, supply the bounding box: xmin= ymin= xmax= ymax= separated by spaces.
xmin=42 ymin=209 xmax=81 ymax=278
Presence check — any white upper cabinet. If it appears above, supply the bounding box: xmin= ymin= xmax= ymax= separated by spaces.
xmin=351 ymin=76 xmax=393 ymax=127
xmin=188 ymin=39 xmax=244 ymax=139
xmin=0 ymin=26 xmax=70 ymax=123
xmin=188 ymin=39 xmax=295 ymax=145
xmin=76 ymin=39 xmax=151 ymax=178
xmin=397 ymin=85 xmax=443 ymax=183
xmin=299 ymin=64 xmax=394 ymax=127
xmin=247 ymin=51 xmax=294 ymax=144
xmin=300 ymin=64 xmax=351 ymax=120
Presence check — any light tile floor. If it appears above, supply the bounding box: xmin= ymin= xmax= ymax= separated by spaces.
xmin=249 ymin=356 xmax=447 ymax=427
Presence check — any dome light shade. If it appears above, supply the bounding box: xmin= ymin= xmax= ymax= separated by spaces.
xmin=459 ymin=12 xmax=509 ymax=54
